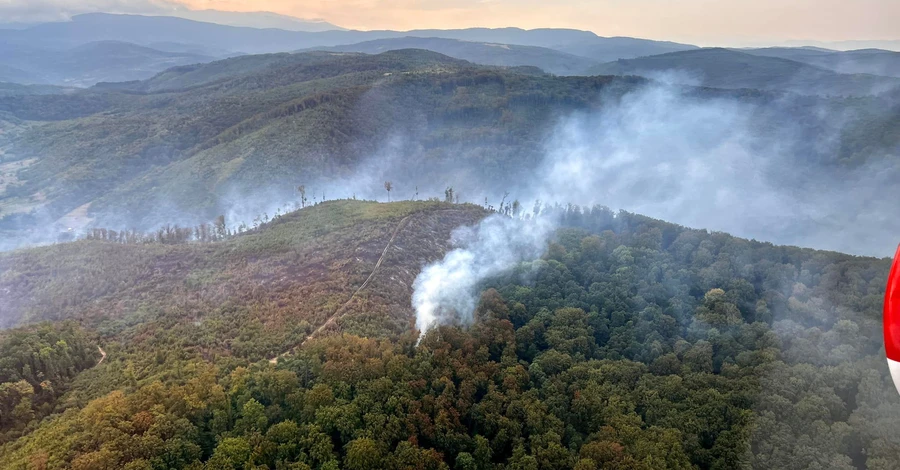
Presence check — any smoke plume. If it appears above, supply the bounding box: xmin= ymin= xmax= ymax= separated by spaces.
xmin=412 ymin=215 xmax=555 ymax=334
xmin=411 ymin=82 xmax=899 ymax=337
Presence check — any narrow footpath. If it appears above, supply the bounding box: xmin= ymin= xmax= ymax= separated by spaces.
xmin=269 ymin=215 xmax=412 ymax=364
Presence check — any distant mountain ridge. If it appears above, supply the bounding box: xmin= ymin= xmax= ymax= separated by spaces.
xmin=163 ymin=9 xmax=346 ymax=32
xmin=587 ymin=47 xmax=900 ymax=96
xmin=0 ymin=64 xmax=37 ymax=84
xmin=0 ymin=13 xmax=697 ymax=60
xmin=0 ymin=13 xmax=699 ymax=85
xmin=783 ymin=39 xmax=900 ymax=52
xmin=304 ymin=37 xmax=597 ymax=75
xmin=0 ymin=39 xmax=215 ymax=86
xmin=743 ymin=47 xmax=900 ymax=78
xmin=555 ymin=36 xmax=699 ymax=63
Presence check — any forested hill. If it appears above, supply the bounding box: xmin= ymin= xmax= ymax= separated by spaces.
xmin=0 ymin=40 xmax=218 ymax=87
xmin=0 ymin=13 xmax=692 ymax=57
xmin=1 ymin=48 xmax=898 ymax=255
xmin=587 ymin=48 xmax=900 ymax=96
xmin=742 ymin=47 xmax=900 ymax=78
xmin=303 ymin=37 xmax=597 ymax=76
xmin=0 ymin=49 xmax=640 ymax=234
xmin=0 ymin=199 xmax=898 ymax=469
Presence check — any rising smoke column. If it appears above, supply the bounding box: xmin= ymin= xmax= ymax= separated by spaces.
xmin=412 ymin=84 xmax=741 ymax=338
xmin=412 ymin=214 xmax=555 ymax=335
xmin=411 ymin=84 xmax=753 ymax=338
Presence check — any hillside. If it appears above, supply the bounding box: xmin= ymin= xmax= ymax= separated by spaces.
xmin=167 ymin=9 xmax=346 ymax=32
xmin=556 ymin=36 xmax=698 ymax=63
xmin=0 ymin=48 xmax=898 ymax=256
xmin=587 ymin=47 xmax=900 ymax=96
xmin=0 ymin=64 xmax=38 ymax=85
xmin=744 ymin=47 xmax=900 ymax=78
xmin=0 ymin=200 xmax=486 ymax=336
xmin=0 ymin=83 xmax=72 ymax=98
xmin=0 ymin=13 xmax=694 ymax=59
xmin=0 ymin=200 xmax=898 ymax=468
xmin=0 ymin=40 xmax=217 ymax=86
xmin=305 ymin=37 xmax=596 ymax=75
xmin=0 ymin=49 xmax=633 ymax=233
xmin=0 ymin=199 xmax=486 ymax=445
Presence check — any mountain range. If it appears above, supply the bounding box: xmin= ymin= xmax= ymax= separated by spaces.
xmin=0 ymin=12 xmax=898 ymax=252
xmin=162 ymin=9 xmax=346 ymax=32
xmin=587 ymin=47 xmax=900 ymax=96
xmin=0 ymin=13 xmax=895 ymax=95
xmin=743 ymin=46 xmax=900 ymax=78
xmin=0 ymin=8 xmax=346 ymax=32
xmin=0 ymin=40 xmax=217 ymax=86
xmin=0 ymin=13 xmax=694 ymax=57
xmin=0 ymin=13 xmax=700 ymax=85
xmin=0 ymin=48 xmax=898 ymax=256
xmin=303 ymin=37 xmax=597 ymax=76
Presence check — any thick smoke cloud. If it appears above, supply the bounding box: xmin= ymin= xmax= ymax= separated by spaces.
xmin=413 ymin=215 xmax=554 ymax=334
xmin=411 ymin=82 xmax=899 ymax=337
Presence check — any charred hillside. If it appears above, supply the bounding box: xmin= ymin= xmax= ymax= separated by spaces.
xmin=0 ymin=200 xmax=488 ymax=349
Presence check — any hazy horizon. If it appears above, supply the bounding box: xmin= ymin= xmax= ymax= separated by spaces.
xmin=1 ymin=0 xmax=898 ymax=50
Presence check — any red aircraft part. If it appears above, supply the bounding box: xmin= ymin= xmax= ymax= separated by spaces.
xmin=885 ymin=244 xmax=900 ymax=394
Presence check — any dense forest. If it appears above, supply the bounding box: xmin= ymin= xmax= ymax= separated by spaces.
xmin=0 ymin=200 xmax=896 ymax=469
xmin=0 ymin=322 xmax=99 ymax=445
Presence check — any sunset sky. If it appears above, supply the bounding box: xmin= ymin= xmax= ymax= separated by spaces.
xmin=3 ymin=0 xmax=899 ymax=46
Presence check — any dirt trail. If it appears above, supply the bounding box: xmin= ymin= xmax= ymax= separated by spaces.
xmin=269 ymin=215 xmax=412 ymax=364
xmin=97 ymin=345 xmax=107 ymax=365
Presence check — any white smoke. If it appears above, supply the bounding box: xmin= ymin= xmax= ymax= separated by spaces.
xmin=411 ymin=82 xmax=899 ymax=337
xmin=531 ymin=85 xmax=774 ymax=232
xmin=412 ymin=214 xmax=555 ymax=335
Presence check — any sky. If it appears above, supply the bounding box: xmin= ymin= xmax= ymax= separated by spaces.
xmin=1 ymin=0 xmax=898 ymax=46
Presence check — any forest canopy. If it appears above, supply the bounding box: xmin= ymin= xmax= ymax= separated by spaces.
xmin=0 ymin=201 xmax=896 ymax=470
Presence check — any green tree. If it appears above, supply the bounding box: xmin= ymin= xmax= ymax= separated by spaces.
xmin=208 ymin=437 xmax=252 ymax=470
xmin=456 ymin=452 xmax=477 ymax=470
xmin=344 ymin=438 xmax=384 ymax=470
xmin=235 ymin=398 xmax=268 ymax=434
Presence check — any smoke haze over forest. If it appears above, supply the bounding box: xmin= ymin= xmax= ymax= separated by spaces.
xmin=1 ymin=9 xmax=900 ymax=469
xmin=2 ymin=78 xmax=898 ymax=257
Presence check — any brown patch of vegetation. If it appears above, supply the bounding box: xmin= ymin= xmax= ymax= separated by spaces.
xmin=0 ymin=200 xmax=487 ymax=362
